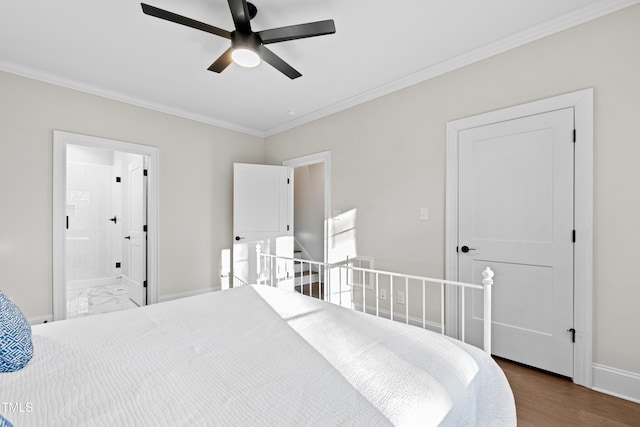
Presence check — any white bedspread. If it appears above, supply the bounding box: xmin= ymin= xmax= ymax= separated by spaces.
xmin=1 ymin=285 xmax=515 ymax=426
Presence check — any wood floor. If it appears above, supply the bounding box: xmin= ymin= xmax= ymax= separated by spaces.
xmin=495 ymin=358 xmax=640 ymax=426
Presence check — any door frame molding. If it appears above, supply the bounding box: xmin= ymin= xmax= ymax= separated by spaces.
xmin=52 ymin=130 xmax=159 ymax=320
xmin=444 ymin=88 xmax=593 ymax=387
xmin=283 ymin=151 xmax=332 ymax=266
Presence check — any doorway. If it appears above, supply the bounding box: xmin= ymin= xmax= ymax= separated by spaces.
xmin=284 ymin=152 xmax=331 ymax=299
xmin=292 ymin=163 xmax=325 ymax=262
xmin=283 ymin=151 xmax=331 ymax=265
xmin=445 ymin=89 xmax=593 ymax=387
xmin=53 ymin=131 xmax=159 ymax=321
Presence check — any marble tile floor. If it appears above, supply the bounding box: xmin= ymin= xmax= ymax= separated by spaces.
xmin=67 ymin=282 xmax=138 ymax=319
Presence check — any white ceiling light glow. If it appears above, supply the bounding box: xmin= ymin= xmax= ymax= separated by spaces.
xmin=230 ymin=31 xmax=262 ymax=69
xmin=232 ymin=48 xmax=261 ymax=68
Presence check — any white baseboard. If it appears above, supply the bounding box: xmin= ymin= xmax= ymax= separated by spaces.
xmin=28 ymin=315 xmax=54 ymax=325
xmin=592 ymin=363 xmax=640 ymax=403
xmin=157 ymin=288 xmax=216 ymax=303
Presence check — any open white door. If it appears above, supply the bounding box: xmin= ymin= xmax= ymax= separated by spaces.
xmin=123 ymin=156 xmax=147 ymax=306
xmin=233 ymin=163 xmax=293 ymax=287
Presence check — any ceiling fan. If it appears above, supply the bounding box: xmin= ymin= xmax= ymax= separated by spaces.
xmin=141 ymin=1 xmax=336 ymax=79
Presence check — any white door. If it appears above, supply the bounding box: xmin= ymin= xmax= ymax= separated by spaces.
xmin=233 ymin=163 xmax=293 ymax=287
xmin=459 ymin=108 xmax=575 ymax=377
xmin=124 ymin=156 xmax=147 ymax=306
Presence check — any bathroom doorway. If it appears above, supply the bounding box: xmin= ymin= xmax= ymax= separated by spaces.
xmin=53 ymin=131 xmax=159 ymax=320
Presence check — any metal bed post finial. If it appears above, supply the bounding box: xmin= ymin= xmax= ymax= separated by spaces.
xmin=482 ymin=267 xmax=494 ymax=354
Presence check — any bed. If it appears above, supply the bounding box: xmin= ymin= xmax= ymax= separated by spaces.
xmin=1 ymin=284 xmax=516 ymax=426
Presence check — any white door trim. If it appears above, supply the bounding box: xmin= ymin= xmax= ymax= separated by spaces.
xmin=52 ymin=130 xmax=159 ymax=320
xmin=444 ymin=89 xmax=593 ymax=387
xmin=283 ymin=151 xmax=332 ymax=265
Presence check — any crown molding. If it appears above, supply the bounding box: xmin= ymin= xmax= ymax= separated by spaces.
xmin=0 ymin=60 xmax=265 ymax=138
xmin=264 ymin=0 xmax=640 ymax=137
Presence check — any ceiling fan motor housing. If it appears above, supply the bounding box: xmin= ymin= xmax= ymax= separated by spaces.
xmin=231 ymin=31 xmax=261 ymax=52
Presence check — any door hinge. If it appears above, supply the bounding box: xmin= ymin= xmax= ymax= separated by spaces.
xmin=287 ymin=225 xmax=290 ymax=231
xmin=287 ymin=178 xmax=290 ymax=184
xmin=115 ymin=262 xmax=121 ymax=268
xmin=568 ymin=328 xmax=576 ymax=343
xmin=573 ymin=129 xmax=576 ymax=143
xmin=143 ymin=225 xmax=147 ymax=232
xmin=144 ymin=169 xmax=148 ymax=177
xmin=456 ymin=246 xmax=459 ymax=253
xmin=143 ymin=280 xmax=147 ymax=288
xmin=116 ymin=176 xmax=121 ymax=183
xmin=572 ymin=230 xmax=576 ymax=243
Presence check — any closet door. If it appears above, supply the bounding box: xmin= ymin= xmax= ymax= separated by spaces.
xmin=458 ymin=108 xmax=575 ymax=377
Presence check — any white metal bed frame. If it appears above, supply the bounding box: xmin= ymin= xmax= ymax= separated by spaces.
xmin=251 ymin=249 xmax=495 ymax=354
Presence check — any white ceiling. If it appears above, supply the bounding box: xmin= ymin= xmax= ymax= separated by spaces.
xmin=0 ymin=0 xmax=636 ymax=136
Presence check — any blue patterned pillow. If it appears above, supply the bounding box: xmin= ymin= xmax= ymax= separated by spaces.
xmin=0 ymin=414 xmax=13 ymax=427
xmin=0 ymin=291 xmax=33 ymax=372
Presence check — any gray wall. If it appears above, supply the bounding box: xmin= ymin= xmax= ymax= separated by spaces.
xmin=0 ymin=71 xmax=264 ymax=318
xmin=265 ymin=5 xmax=640 ymax=375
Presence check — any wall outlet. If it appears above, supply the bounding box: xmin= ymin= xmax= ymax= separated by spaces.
xmin=397 ymin=291 xmax=405 ymax=305
xmin=420 ymin=207 xmax=429 ymax=221
xmin=379 ymin=288 xmax=387 ymax=300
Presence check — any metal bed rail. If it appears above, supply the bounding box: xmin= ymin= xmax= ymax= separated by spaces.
xmin=252 ymin=251 xmax=494 ymax=354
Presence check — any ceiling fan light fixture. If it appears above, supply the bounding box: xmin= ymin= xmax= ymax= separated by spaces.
xmin=230 ymin=31 xmax=261 ymax=68
xmin=231 ymin=47 xmax=261 ymax=68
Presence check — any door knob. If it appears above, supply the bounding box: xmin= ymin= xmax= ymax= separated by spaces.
xmin=235 ymin=236 xmax=244 ymax=241
xmin=124 ymin=236 xmax=131 ymax=240
xmin=108 ymin=216 xmax=117 ymax=224
xmin=460 ymin=245 xmax=476 ymax=253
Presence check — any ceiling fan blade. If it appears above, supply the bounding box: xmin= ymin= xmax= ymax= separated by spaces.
xmin=227 ymin=0 xmax=252 ymax=33
xmin=207 ymin=48 xmax=234 ymax=73
xmin=260 ymin=46 xmax=302 ymax=80
xmin=258 ymin=20 xmax=336 ymax=45
xmin=141 ymin=3 xmax=231 ymax=39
